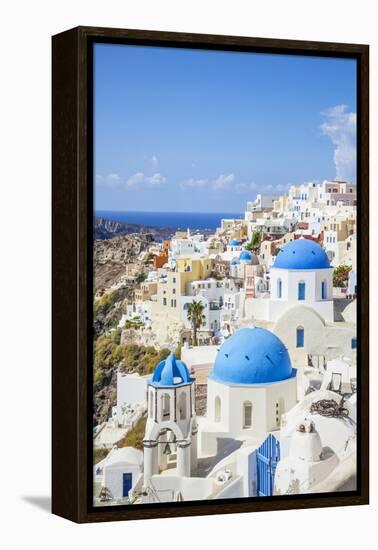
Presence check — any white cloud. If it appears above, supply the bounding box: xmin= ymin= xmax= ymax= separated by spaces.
xmin=145 ymin=173 xmax=166 ymax=185
xmin=127 ymin=172 xmax=166 ymax=188
xmin=181 ymin=174 xmax=260 ymax=194
xmin=95 ymin=173 xmax=121 ymax=187
xmin=126 ymin=172 xmax=145 ymax=187
xmin=181 ymin=173 xmax=236 ymax=192
xmin=263 ymin=184 xmax=274 ymax=192
xmin=151 ymin=155 xmax=158 ymax=169
xmin=181 ymin=178 xmax=208 ymax=191
xmin=212 ymin=173 xmax=235 ymax=190
xmin=235 ymin=182 xmax=257 ymax=193
xmin=320 ymin=104 xmax=356 ymax=182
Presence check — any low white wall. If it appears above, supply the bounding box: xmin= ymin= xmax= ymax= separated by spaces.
xmin=213 ymin=476 xmax=244 ymax=499
xmin=181 ymin=345 xmax=218 ymax=368
xmin=117 ymin=373 xmax=147 ymax=410
xmin=150 ymin=475 xmax=215 ymax=502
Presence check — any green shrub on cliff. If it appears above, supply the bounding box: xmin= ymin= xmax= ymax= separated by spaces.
xmin=93 ymin=447 xmax=110 ymax=465
xmin=93 ymin=335 xmax=170 ymax=387
xmin=117 ymin=415 xmax=147 ymax=451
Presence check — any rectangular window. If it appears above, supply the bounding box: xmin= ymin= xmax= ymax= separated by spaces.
xmin=298 ymin=282 xmax=306 ymax=300
xmin=163 ymin=298 xmax=167 ymax=306
xmin=244 ymin=404 xmax=252 ymax=428
xmin=352 ymin=338 xmax=357 ymax=349
xmin=321 ymin=281 xmax=327 ymax=299
xmin=296 ymin=327 xmax=304 ymax=348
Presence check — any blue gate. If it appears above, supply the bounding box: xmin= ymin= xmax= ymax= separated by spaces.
xmin=256 ymin=434 xmax=280 ymax=496
xmin=122 ymin=473 xmax=133 ymax=497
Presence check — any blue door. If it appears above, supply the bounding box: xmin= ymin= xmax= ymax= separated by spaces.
xmin=256 ymin=434 xmax=280 ymax=496
xmin=122 ymin=473 xmax=132 ymax=497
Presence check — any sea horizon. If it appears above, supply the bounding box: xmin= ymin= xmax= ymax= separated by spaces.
xmin=95 ymin=210 xmax=244 ymax=231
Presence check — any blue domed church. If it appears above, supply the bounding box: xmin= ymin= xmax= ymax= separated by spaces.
xmin=269 ymin=238 xmax=334 ymax=322
xmin=199 ymin=327 xmax=297 ymax=456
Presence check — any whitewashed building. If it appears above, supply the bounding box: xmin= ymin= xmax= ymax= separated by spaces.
xmin=96 ymin=447 xmax=144 ymax=501
xmin=199 ymin=327 xmax=297 ymax=455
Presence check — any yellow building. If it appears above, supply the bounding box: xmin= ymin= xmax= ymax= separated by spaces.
xmin=134 ymin=281 xmax=157 ymax=302
xmin=154 ymin=257 xmax=212 ymax=320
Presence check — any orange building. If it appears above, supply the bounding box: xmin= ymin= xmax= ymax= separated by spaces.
xmin=153 ymin=252 xmax=168 ymax=269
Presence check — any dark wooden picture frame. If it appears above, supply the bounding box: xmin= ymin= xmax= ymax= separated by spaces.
xmin=52 ymin=26 xmax=369 ymax=523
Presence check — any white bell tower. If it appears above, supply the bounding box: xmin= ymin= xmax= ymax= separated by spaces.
xmin=143 ymin=354 xmax=197 ymax=488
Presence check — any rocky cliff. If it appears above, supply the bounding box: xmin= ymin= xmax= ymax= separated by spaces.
xmin=94 ymin=216 xmax=175 ymax=241
xmin=94 ymin=233 xmax=151 ymax=291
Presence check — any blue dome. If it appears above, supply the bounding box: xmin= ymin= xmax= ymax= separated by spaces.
xmin=149 ymin=354 xmax=193 ymax=388
xmin=229 ymin=239 xmax=241 ymax=246
xmin=240 ymin=250 xmax=252 ymax=261
xmin=210 ymin=328 xmax=293 ymax=385
xmin=273 ymin=238 xmax=330 ymax=270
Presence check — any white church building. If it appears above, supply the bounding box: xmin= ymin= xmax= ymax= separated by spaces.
xmin=198 ymin=327 xmax=297 ymax=456
xmin=94 ymin=325 xmax=357 ymax=504
xmin=269 ymin=238 xmax=334 ymax=322
xmin=240 ymin=238 xmax=356 ymax=371
xmin=138 ymin=327 xmax=299 ymax=501
xmin=243 ymin=237 xmax=334 ymax=323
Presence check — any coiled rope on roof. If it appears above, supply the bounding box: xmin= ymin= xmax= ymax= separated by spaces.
xmin=310 ymin=399 xmax=349 ymax=418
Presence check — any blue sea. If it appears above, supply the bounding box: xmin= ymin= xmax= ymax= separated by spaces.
xmin=96 ymin=210 xmax=243 ymax=231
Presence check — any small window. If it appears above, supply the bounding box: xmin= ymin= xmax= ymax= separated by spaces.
xmin=243 ymin=401 xmax=252 ymax=428
xmin=296 ymin=327 xmax=304 ymax=348
xmin=352 ymin=338 xmax=357 ymax=349
xmin=321 ymin=281 xmax=327 ymax=300
xmin=214 ymin=396 xmax=221 ymax=423
xmin=298 ymin=282 xmax=306 ymax=300
xmin=163 ymin=298 xmax=167 ymax=306
xmin=178 ymin=392 xmax=187 ymax=420
xmin=161 ymin=394 xmax=170 ymax=419
xmin=277 ymin=278 xmax=282 ymax=299
xmin=149 ymin=391 xmax=154 ymax=418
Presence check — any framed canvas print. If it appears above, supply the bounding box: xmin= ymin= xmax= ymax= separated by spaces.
xmin=52 ymin=26 xmax=369 ymax=523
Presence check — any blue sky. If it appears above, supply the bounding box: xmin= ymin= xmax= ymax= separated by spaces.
xmin=94 ymin=43 xmax=356 ymax=213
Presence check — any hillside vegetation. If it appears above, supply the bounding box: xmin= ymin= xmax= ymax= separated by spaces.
xmin=94 ymin=330 xmax=171 ymax=386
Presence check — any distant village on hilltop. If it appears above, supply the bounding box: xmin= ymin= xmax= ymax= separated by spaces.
xmin=93 ymin=178 xmax=357 ymax=506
